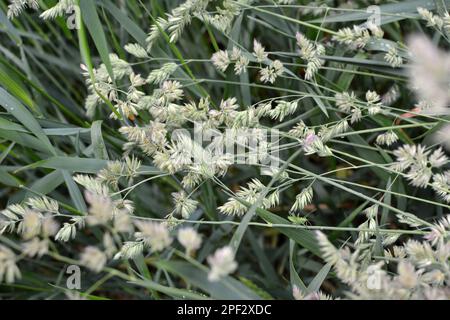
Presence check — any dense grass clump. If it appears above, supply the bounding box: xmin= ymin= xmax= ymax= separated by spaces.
xmin=0 ymin=0 xmax=449 ymax=300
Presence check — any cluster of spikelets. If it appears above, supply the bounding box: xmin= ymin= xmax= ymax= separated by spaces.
xmin=0 ymin=179 xmax=237 ymax=283
xmin=3 ymin=0 xmax=450 ymax=299
xmin=211 ymin=40 xmax=285 ymax=83
xmin=308 ymin=213 xmax=450 ymax=300
xmin=7 ymin=0 xmax=75 ymax=20
xmin=293 ymin=203 xmax=450 ymax=299
xmin=2 ymin=183 xmax=449 ymax=298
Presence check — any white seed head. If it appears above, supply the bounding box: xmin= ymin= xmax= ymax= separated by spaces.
xmin=80 ymin=246 xmax=107 ymax=273
xmin=134 ymin=221 xmax=173 ymax=252
xmin=207 ymin=246 xmax=237 ymax=282
xmin=253 ymin=39 xmax=268 ymax=62
xmin=0 ymin=245 xmax=21 ymax=284
xmin=177 ymin=227 xmax=202 ymax=254
xmin=211 ymin=50 xmax=230 ymax=72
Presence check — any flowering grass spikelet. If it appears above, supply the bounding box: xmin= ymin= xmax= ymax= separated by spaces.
xmin=207 ymin=246 xmax=238 ymax=282
xmin=134 ymin=221 xmax=173 ymax=252
xmin=177 ymin=227 xmax=202 ymax=254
